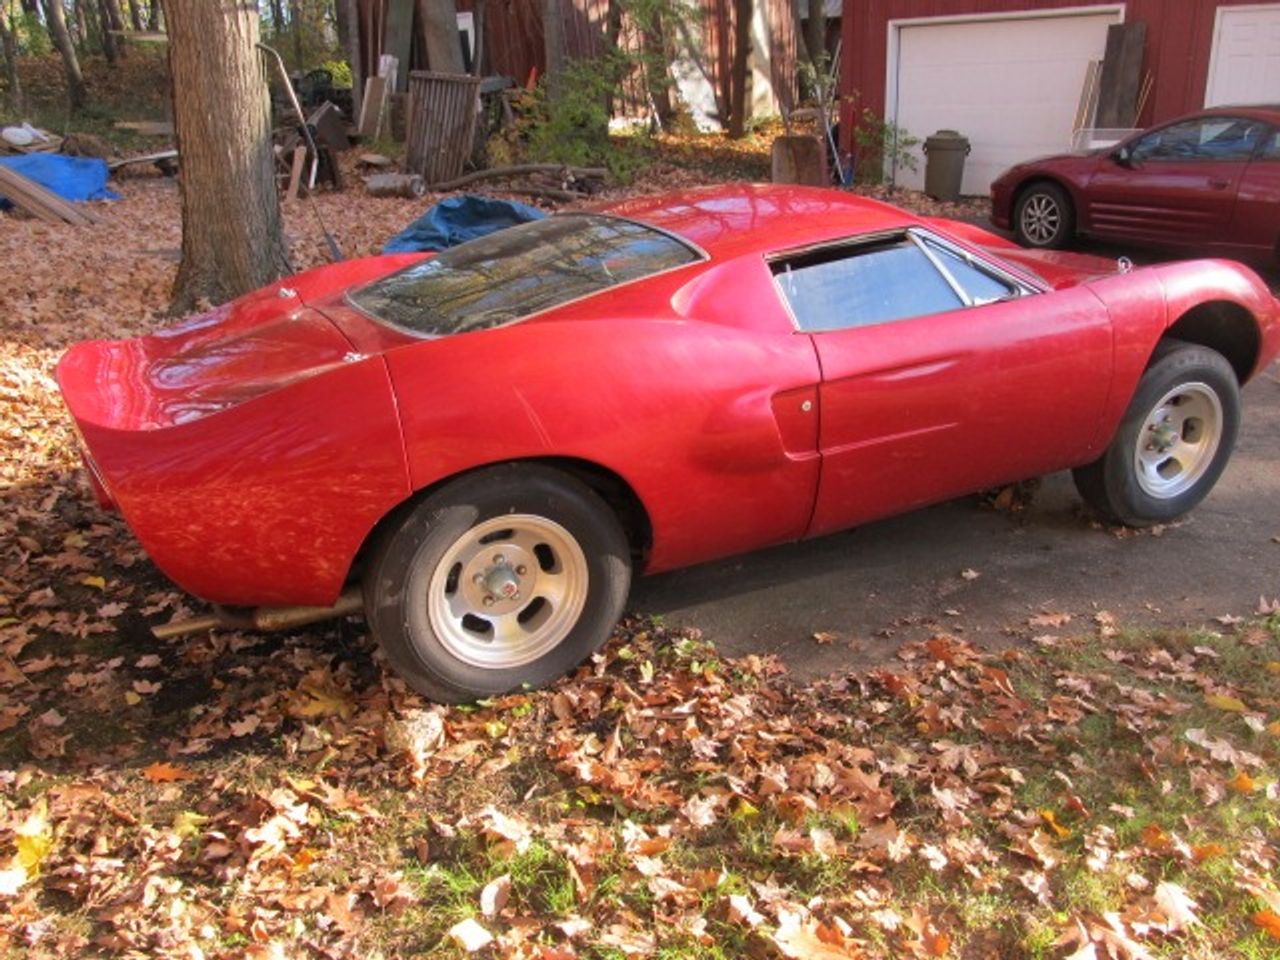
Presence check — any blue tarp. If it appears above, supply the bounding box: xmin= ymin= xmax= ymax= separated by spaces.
xmin=0 ymin=154 xmax=119 ymax=209
xmin=383 ymin=193 xmax=545 ymax=253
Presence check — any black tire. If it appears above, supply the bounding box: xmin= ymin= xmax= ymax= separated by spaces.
xmin=1072 ymin=340 xmax=1240 ymax=526
xmin=363 ymin=464 xmax=631 ymax=703
xmin=1014 ymin=182 xmax=1074 ymax=249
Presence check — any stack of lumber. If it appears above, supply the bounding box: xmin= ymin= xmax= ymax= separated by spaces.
xmin=0 ymin=166 xmax=102 ymax=225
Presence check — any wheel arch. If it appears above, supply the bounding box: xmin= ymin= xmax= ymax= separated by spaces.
xmin=1159 ymin=300 xmax=1261 ymax=383
xmin=349 ymin=456 xmax=654 ymax=586
xmin=1013 ymin=175 xmax=1080 ymax=221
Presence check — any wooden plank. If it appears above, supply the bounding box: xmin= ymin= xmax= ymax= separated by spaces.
xmin=286 ymin=146 xmax=307 ymax=201
xmin=108 ymin=149 xmax=178 ymax=171
xmin=357 ymin=76 xmax=389 ymax=139
xmin=0 ymin=166 xmax=98 ymax=224
xmin=1095 ymin=22 xmax=1147 ymax=129
xmin=382 ymin=0 xmax=413 ymax=92
xmin=307 ymin=102 xmax=350 ymax=153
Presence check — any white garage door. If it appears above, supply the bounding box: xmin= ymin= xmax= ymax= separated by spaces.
xmin=1205 ymin=4 xmax=1280 ymax=107
xmin=888 ymin=10 xmax=1120 ymax=195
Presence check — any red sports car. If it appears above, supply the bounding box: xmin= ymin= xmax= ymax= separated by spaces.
xmin=58 ymin=185 xmax=1280 ymax=701
xmin=991 ymin=105 xmax=1280 ymax=260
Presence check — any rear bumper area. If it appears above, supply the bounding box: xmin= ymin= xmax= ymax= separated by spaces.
xmin=57 ymin=350 xmax=412 ymax=607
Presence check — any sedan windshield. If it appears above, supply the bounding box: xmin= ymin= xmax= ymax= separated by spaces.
xmin=349 ymin=214 xmax=701 ymax=336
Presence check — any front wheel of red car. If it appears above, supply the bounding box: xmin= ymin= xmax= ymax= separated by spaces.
xmin=1072 ymin=340 xmax=1240 ymax=526
xmin=1014 ymin=182 xmax=1074 ymax=249
xmin=363 ymin=464 xmax=631 ymax=703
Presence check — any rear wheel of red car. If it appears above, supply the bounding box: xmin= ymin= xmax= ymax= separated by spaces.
xmin=363 ymin=464 xmax=631 ymax=703
xmin=1014 ymin=182 xmax=1073 ymax=249
xmin=1072 ymin=340 xmax=1240 ymax=526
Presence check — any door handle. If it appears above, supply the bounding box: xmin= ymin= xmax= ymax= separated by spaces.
xmin=1208 ymin=178 xmax=1231 ymax=190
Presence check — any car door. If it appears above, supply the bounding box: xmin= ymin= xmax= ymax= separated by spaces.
xmin=769 ymin=229 xmax=1114 ymax=538
xmin=1085 ymin=116 xmax=1266 ymax=246
xmin=1228 ymin=124 xmax=1280 ymax=256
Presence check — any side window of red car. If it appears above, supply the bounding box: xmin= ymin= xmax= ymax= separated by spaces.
xmin=772 ymin=237 xmax=963 ymax=332
xmin=1262 ymin=129 xmax=1280 ymax=160
xmin=1131 ymin=117 xmax=1266 ymax=163
xmin=769 ymin=232 xmax=1024 ymax=333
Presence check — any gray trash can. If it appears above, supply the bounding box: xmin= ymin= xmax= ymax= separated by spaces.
xmin=922 ymin=130 xmax=970 ymax=202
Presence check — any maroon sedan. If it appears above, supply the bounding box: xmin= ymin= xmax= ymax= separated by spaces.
xmin=992 ymin=105 xmax=1280 ymax=261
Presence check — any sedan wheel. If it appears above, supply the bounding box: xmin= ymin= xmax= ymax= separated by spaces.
xmin=1014 ymin=183 xmax=1074 ymax=249
xmin=1073 ymin=340 xmax=1239 ymax=525
xmin=364 ymin=464 xmax=631 ymax=702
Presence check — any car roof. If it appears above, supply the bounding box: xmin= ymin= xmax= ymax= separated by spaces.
xmin=596 ymin=183 xmax=922 ymax=260
xmin=1195 ymin=104 xmax=1280 ymax=123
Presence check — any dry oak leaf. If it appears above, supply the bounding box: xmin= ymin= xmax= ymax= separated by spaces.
xmin=1152 ymin=881 xmax=1200 ymax=933
xmin=772 ymin=911 xmax=864 ymax=959
xmin=1228 ymin=771 xmax=1257 ymax=794
xmin=287 ymin=671 xmax=355 ymax=720
xmin=141 ymin=761 xmax=197 ymax=782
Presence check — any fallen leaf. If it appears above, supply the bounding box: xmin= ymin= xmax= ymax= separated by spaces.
xmin=1227 ymin=771 xmax=1256 ymax=793
xmin=1254 ymin=910 xmax=1280 ymax=940
xmin=448 ymin=917 xmax=494 ymax=952
xmin=480 ymin=874 xmax=510 ymax=918
xmin=1153 ymin=881 xmax=1200 ymax=932
xmin=1205 ymin=693 xmax=1248 ymax=713
xmin=141 ymin=762 xmax=197 ymax=783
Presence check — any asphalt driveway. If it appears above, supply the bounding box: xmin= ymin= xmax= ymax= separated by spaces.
xmin=631 ymin=243 xmax=1280 ymax=681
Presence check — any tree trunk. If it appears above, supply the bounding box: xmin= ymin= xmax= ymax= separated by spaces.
xmin=470 ymin=0 xmax=485 ymax=75
xmin=161 ymin=0 xmax=291 ymax=313
xmin=416 ymin=0 xmax=464 ymax=74
xmin=805 ymin=0 xmax=825 ymax=69
xmin=42 ymin=0 xmax=87 ymax=108
xmin=0 ymin=11 xmax=22 ymax=112
xmin=267 ymin=0 xmax=282 ymax=36
xmin=98 ymin=0 xmax=120 ymax=62
xmin=146 ymin=0 xmax=159 ymax=31
xmin=726 ymin=0 xmax=751 ymax=137
xmin=126 ymin=0 xmax=141 ymax=31
xmin=541 ymin=0 xmax=565 ymax=101
xmin=287 ymin=0 xmax=302 ymax=69
xmin=642 ymin=14 xmax=674 ymax=126
xmin=335 ymin=0 xmax=360 ymax=111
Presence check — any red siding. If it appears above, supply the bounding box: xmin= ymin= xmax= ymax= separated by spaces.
xmin=839 ymin=0 xmax=1280 ymax=157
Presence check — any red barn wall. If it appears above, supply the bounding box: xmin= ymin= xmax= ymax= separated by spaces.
xmin=839 ymin=0 xmax=1280 ymax=159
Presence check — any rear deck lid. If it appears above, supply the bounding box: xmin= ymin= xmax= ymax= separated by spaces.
xmin=58 ymin=290 xmax=357 ymax=432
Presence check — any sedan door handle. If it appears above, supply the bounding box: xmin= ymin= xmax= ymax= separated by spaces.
xmin=1208 ymin=178 xmax=1231 ymax=190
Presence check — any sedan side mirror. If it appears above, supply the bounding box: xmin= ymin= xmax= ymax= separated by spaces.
xmin=1112 ymin=145 xmax=1134 ymax=168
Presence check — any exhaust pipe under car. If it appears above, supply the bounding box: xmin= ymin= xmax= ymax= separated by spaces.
xmin=151 ymin=588 xmax=364 ymax=640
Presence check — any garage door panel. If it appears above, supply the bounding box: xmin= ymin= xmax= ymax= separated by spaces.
xmin=892 ymin=13 xmax=1118 ymax=195
xmin=1206 ymin=5 xmax=1280 ymax=107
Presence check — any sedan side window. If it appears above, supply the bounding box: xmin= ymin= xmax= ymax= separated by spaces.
xmin=1263 ymin=129 xmax=1280 ymax=160
xmin=1131 ymin=117 xmax=1265 ymax=162
xmin=772 ymin=238 xmax=963 ymax=332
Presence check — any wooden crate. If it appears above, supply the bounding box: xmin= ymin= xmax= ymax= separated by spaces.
xmin=405 ymin=72 xmax=483 ymax=185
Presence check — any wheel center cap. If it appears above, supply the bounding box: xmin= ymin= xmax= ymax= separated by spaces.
xmin=486 ymin=566 xmax=521 ymax=599
xmin=1152 ymin=424 xmax=1178 ymax=452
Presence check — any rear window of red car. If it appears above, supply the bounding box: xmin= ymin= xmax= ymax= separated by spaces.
xmin=348 ymin=214 xmax=701 ymax=336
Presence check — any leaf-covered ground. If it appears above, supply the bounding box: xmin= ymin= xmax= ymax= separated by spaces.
xmin=2 ymin=100 xmax=1279 ymax=957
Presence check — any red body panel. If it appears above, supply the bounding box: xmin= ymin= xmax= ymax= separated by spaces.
xmin=991 ymin=106 xmax=1280 ymax=262
xmin=56 ymin=185 xmax=1280 ymax=608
